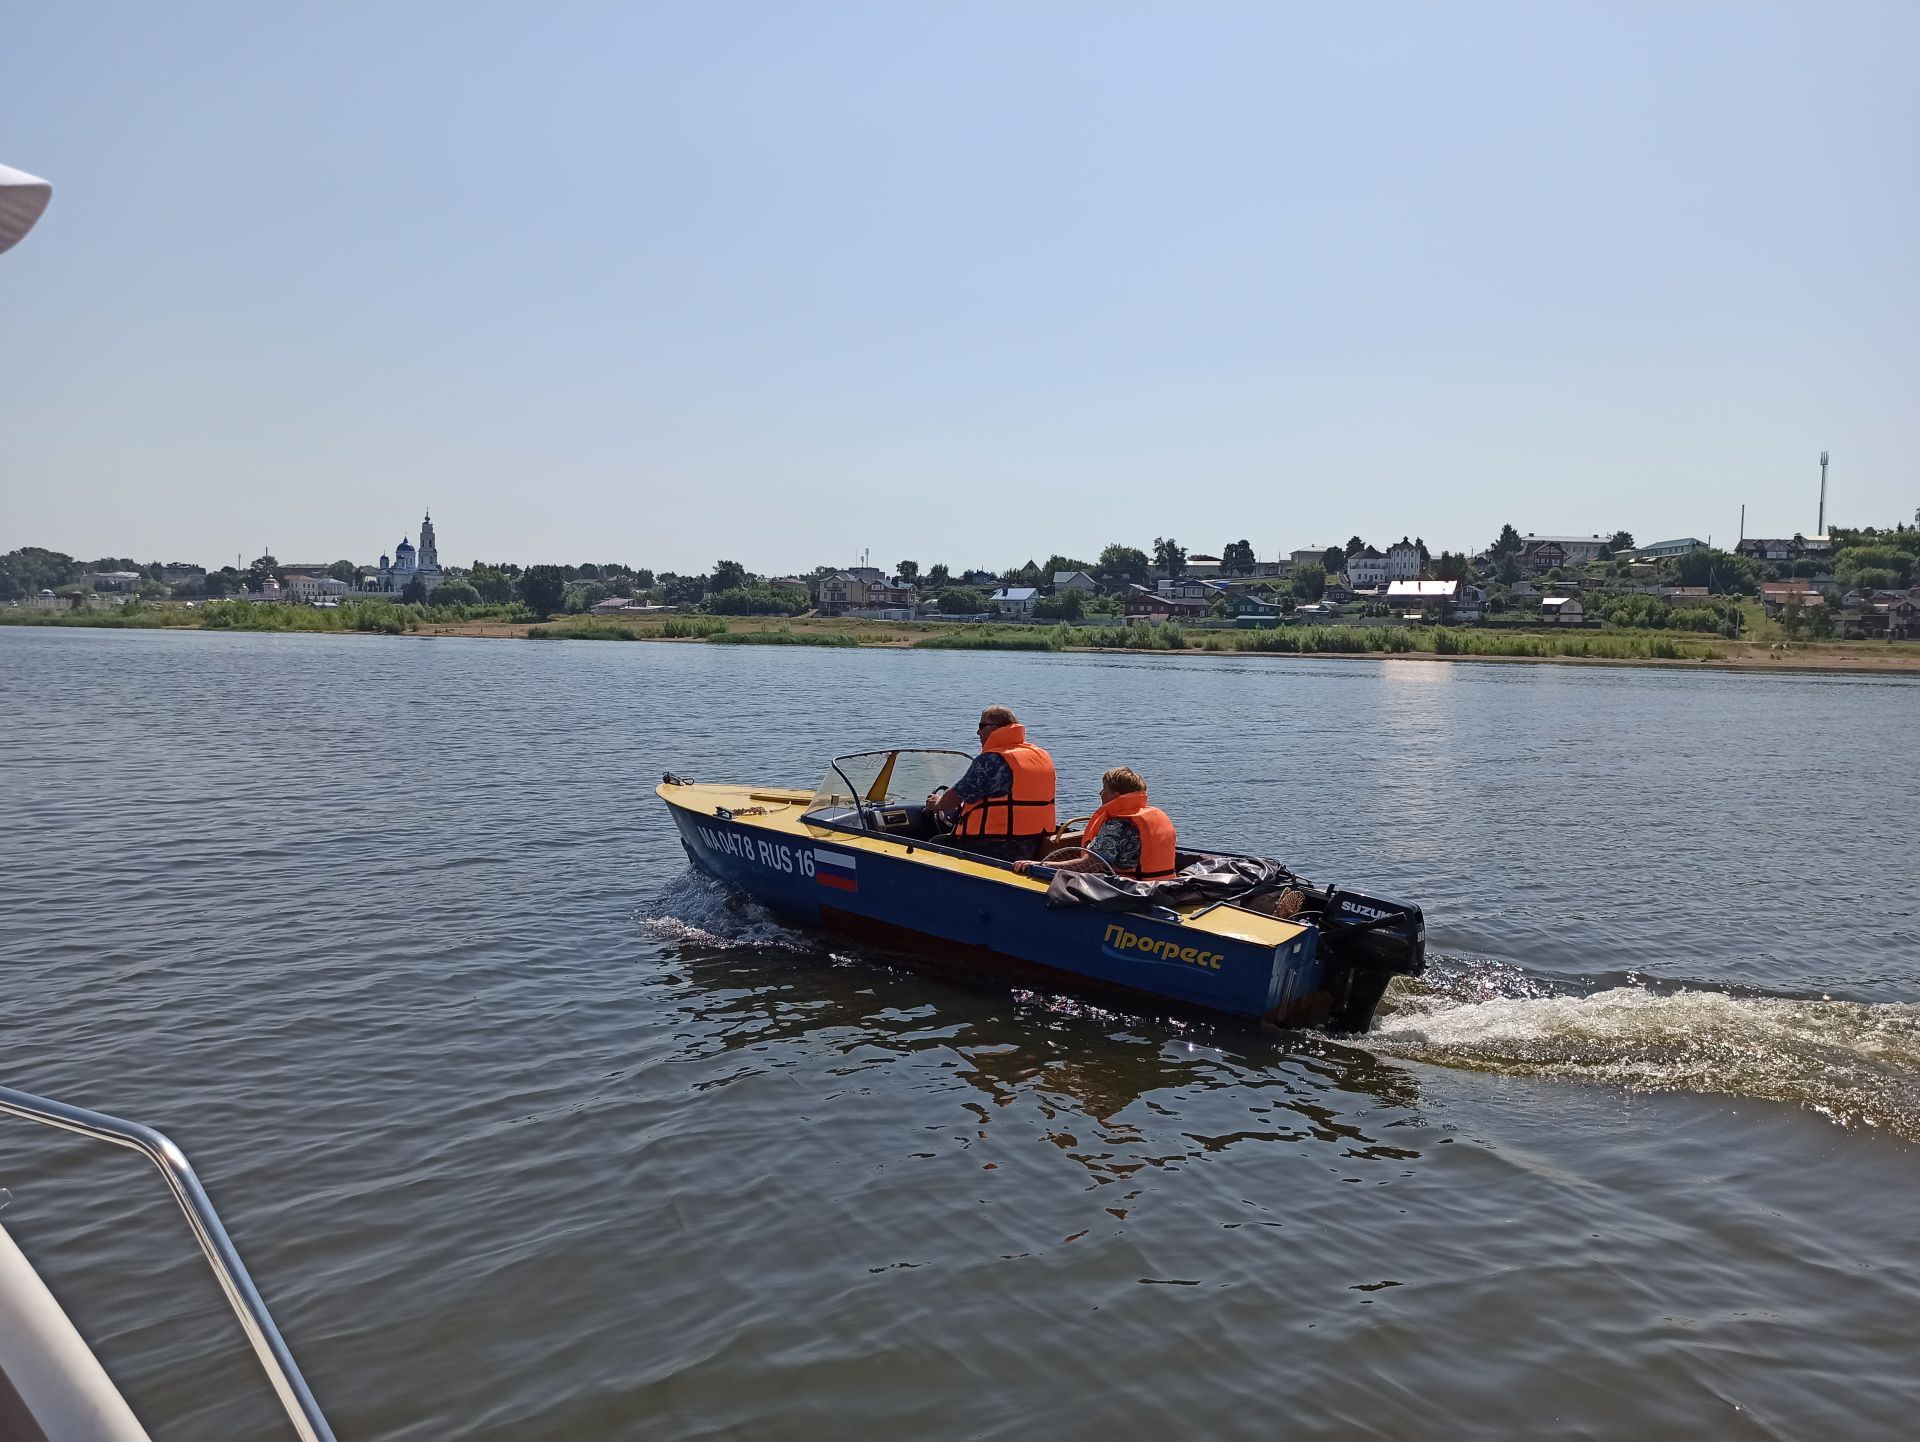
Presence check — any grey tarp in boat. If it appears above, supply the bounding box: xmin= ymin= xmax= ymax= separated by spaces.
xmin=1044 ymin=856 xmax=1428 ymax=1031
xmin=1043 ymin=856 xmax=1299 ymax=913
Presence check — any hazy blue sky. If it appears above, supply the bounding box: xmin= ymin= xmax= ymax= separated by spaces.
xmin=4 ymin=3 xmax=1915 ymax=574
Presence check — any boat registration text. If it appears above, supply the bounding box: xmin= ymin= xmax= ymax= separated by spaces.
xmin=697 ymin=824 xmax=815 ymax=876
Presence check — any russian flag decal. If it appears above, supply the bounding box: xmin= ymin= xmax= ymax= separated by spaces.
xmin=814 ymin=848 xmax=858 ymax=893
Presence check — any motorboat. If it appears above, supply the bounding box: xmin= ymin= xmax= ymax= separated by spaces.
xmin=657 ymin=749 xmax=1425 ymax=1031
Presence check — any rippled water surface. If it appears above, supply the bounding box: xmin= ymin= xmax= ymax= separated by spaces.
xmin=3 ymin=627 xmax=1918 ymax=1440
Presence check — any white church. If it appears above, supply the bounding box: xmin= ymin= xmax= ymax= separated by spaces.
xmin=362 ymin=511 xmax=444 ymax=595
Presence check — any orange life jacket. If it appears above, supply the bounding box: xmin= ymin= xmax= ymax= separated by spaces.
xmin=1083 ymin=790 xmax=1177 ymax=879
xmin=954 ymin=724 xmax=1058 ymax=838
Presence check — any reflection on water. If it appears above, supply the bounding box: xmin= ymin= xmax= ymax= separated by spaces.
xmin=642 ymin=871 xmax=1431 ymax=1207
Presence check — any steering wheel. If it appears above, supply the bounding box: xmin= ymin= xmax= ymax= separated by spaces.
xmin=1041 ymin=845 xmax=1116 ymax=876
xmin=1051 ymin=814 xmax=1094 ymax=847
xmin=922 ymin=786 xmax=959 ymax=841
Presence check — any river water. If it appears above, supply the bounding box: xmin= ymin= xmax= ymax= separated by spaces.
xmin=2 ymin=626 xmax=1918 ymax=1440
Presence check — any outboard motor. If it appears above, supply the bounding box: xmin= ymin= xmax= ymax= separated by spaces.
xmin=1317 ymin=888 xmax=1426 ymax=1032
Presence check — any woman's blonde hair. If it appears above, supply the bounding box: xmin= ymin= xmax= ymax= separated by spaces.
xmin=1101 ymin=766 xmax=1146 ymax=795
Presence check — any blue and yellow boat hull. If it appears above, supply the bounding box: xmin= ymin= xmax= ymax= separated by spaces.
xmin=658 ymin=779 xmax=1348 ymax=1025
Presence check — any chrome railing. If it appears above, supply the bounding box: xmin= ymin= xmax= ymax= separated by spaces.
xmin=0 ymin=1084 xmax=337 ymax=1442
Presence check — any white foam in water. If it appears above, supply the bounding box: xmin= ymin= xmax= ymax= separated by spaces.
xmin=1367 ymin=982 xmax=1920 ymax=1138
xmin=637 ymin=872 xmax=811 ymax=953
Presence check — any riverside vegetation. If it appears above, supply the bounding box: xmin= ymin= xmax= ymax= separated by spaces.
xmin=1 ymin=597 xmax=527 ymax=635
xmin=26 ymin=595 xmax=1920 ymax=670
xmin=519 ymin=614 xmax=1724 ymax=661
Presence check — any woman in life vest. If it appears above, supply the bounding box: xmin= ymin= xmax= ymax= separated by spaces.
xmin=926 ymin=705 xmax=1058 ymax=861
xmin=1015 ymin=766 xmax=1177 ymax=879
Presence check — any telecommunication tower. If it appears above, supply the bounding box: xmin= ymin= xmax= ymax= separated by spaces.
xmin=1817 ymin=451 xmax=1829 ymax=536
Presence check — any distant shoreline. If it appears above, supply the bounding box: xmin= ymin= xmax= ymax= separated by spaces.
xmin=10 ymin=610 xmax=1917 ymax=676
xmin=426 ymin=618 xmax=1920 ymax=674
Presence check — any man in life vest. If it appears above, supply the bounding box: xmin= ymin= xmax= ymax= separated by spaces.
xmin=926 ymin=705 xmax=1058 ymax=862
xmin=1014 ymin=766 xmax=1177 ymax=880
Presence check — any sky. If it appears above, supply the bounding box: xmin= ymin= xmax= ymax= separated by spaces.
xmin=3 ymin=2 xmax=1916 ymax=575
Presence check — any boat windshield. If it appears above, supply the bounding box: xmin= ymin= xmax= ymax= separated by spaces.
xmin=807 ymin=749 xmax=973 ymax=822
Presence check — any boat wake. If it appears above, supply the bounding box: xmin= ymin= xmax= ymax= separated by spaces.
xmin=1368 ymin=959 xmax=1920 ymax=1140
xmin=637 ymin=872 xmax=814 ymax=954
xmin=638 ymin=879 xmax=1920 ymax=1141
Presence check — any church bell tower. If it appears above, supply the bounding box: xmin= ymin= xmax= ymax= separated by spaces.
xmin=417 ymin=511 xmax=438 ymax=570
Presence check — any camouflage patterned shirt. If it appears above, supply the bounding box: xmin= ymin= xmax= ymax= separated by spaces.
xmin=946 ymin=752 xmax=1013 ymax=807
xmin=1086 ymin=816 xmax=1141 ymax=873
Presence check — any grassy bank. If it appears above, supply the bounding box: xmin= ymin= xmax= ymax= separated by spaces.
xmin=518 ymin=612 xmax=1725 ymax=660
xmin=707 ymin=629 xmax=857 ymax=646
xmin=2 ymin=598 xmax=530 ymax=636
xmin=0 ymin=606 xmax=195 ymax=629
xmin=526 ymin=616 xmax=862 ymax=645
xmin=30 ymin=603 xmax=1920 ymax=673
xmin=903 ymin=621 xmax=1723 ymax=661
xmin=526 ymin=615 xmax=729 ymax=640
xmin=914 ymin=630 xmax=1058 ymax=651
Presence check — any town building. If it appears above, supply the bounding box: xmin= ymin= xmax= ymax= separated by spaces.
xmin=1658 ymin=586 xmax=1712 ymax=608
xmin=1385 ymin=579 xmax=1458 ymax=616
xmin=282 ymin=574 xmax=351 ymax=603
xmin=989 ymin=586 xmax=1039 ymax=617
xmin=360 ymin=511 xmax=444 ymax=595
xmin=1052 ymin=571 xmax=1098 ymax=593
xmin=1289 ymin=547 xmax=1334 ymax=569
xmin=1758 ymin=580 xmax=1823 ymax=619
xmin=1228 ymin=593 xmax=1288 ymax=625
xmin=1635 ymin=537 xmax=1706 ymax=560
xmin=817 ymin=572 xmax=918 ymax=617
xmin=1345 ymin=547 xmax=1390 ymax=587
xmin=1539 ymin=596 xmax=1585 ymax=625
xmin=591 ymin=598 xmax=673 ymax=617
xmin=1736 ymin=535 xmax=1833 ymax=567
xmin=1384 ymin=539 xmax=1424 ymax=581
xmin=1834 ymin=590 xmax=1915 ymax=640
xmin=1877 ymin=595 xmax=1917 ymax=639
xmin=1185 ymin=554 xmax=1223 ymax=578
xmin=814 ymin=573 xmax=863 ymax=614
xmin=1520 ymin=534 xmax=1610 ymax=568
xmin=856 ymin=579 xmax=918 ymax=617
xmin=1155 ymin=577 xmax=1215 ymax=600
xmin=1125 ymin=589 xmax=1210 ymax=621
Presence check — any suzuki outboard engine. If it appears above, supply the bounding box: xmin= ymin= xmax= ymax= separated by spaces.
xmin=1316 ymin=888 xmax=1426 ymax=1032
